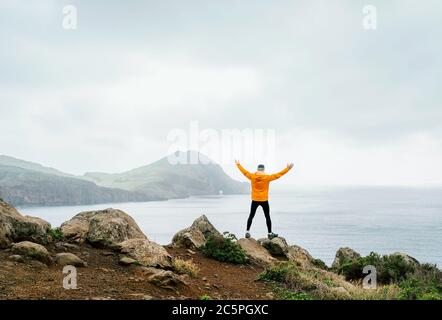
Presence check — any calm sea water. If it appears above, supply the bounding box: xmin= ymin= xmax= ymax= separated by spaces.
xmin=18 ymin=187 xmax=442 ymax=267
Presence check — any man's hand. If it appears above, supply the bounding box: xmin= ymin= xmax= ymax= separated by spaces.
xmin=235 ymin=159 xmax=240 ymax=165
xmin=287 ymin=163 xmax=294 ymax=170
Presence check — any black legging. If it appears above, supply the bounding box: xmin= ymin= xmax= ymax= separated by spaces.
xmin=247 ymin=200 xmax=272 ymax=233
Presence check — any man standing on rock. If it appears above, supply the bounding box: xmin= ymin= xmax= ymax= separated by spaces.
xmin=235 ymin=160 xmax=294 ymax=240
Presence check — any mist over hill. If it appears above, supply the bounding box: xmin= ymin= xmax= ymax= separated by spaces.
xmin=0 ymin=151 xmax=247 ymax=206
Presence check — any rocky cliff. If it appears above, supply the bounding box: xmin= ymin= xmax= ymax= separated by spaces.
xmin=0 ymin=198 xmax=440 ymax=300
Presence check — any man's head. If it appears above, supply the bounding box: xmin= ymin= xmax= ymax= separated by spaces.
xmin=257 ymin=164 xmax=265 ymax=172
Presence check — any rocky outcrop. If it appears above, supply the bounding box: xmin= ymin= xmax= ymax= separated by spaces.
xmin=286 ymin=245 xmax=314 ymax=266
xmin=60 ymin=208 xmax=146 ymax=247
xmin=389 ymin=252 xmax=420 ymax=268
xmin=117 ymin=238 xmax=172 ymax=269
xmin=0 ymin=198 xmax=51 ymax=248
xmin=258 ymin=237 xmax=289 ymax=256
xmin=332 ymin=247 xmax=361 ymax=270
xmin=55 ymin=252 xmax=87 ymax=267
xmin=171 ymin=215 xmax=221 ymax=249
xmin=11 ymin=241 xmax=52 ymax=265
xmin=237 ymin=238 xmax=276 ymax=266
xmin=258 ymin=237 xmax=314 ymax=266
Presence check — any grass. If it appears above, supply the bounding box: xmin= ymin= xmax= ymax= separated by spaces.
xmin=200 ymin=294 xmax=212 ymax=300
xmin=172 ymin=258 xmax=200 ymax=278
xmin=47 ymin=228 xmax=64 ymax=241
xmin=258 ymin=261 xmax=415 ymax=300
xmin=202 ymin=232 xmax=247 ymax=264
xmin=336 ymin=252 xmax=442 ymax=300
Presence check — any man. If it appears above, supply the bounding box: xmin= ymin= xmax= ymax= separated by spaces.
xmin=235 ymin=160 xmax=294 ymax=240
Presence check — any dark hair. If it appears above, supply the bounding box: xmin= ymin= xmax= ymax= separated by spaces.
xmin=257 ymin=164 xmax=265 ymax=170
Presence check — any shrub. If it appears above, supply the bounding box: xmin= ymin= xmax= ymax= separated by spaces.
xmin=312 ymin=258 xmax=329 ymax=270
xmin=258 ymin=262 xmax=299 ymax=282
xmin=339 ymin=252 xmax=415 ymax=284
xmin=200 ymin=295 xmax=212 ymax=300
xmin=173 ymin=258 xmax=200 ymax=278
xmin=47 ymin=228 xmax=64 ymax=241
xmin=398 ymin=264 xmax=442 ymax=300
xmin=202 ymin=232 xmax=247 ymax=264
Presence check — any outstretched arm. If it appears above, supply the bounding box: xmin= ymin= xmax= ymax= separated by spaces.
xmin=269 ymin=163 xmax=294 ymax=181
xmin=235 ymin=160 xmax=252 ymax=180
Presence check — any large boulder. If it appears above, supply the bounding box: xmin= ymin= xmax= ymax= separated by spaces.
xmin=237 ymin=238 xmax=276 ymax=266
xmin=55 ymin=252 xmax=87 ymax=267
xmin=259 ymin=237 xmax=290 ymax=256
xmin=171 ymin=215 xmax=221 ymax=249
xmin=117 ymin=238 xmax=172 ymax=269
xmin=60 ymin=208 xmax=146 ymax=248
xmin=286 ymin=245 xmax=314 ymax=266
xmin=332 ymin=247 xmax=361 ymax=270
xmin=0 ymin=198 xmax=51 ymax=248
xmin=258 ymin=237 xmax=314 ymax=266
xmin=11 ymin=241 xmax=52 ymax=265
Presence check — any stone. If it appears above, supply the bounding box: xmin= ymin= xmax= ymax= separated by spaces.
xmin=237 ymin=238 xmax=276 ymax=266
xmin=119 ymin=256 xmax=137 ymax=266
xmin=171 ymin=215 xmax=221 ymax=249
xmin=55 ymin=252 xmax=87 ymax=267
xmin=11 ymin=241 xmax=52 ymax=265
xmin=140 ymin=267 xmax=187 ymax=290
xmin=0 ymin=198 xmax=51 ymax=248
xmin=60 ymin=208 xmax=147 ymax=248
xmin=117 ymin=238 xmax=172 ymax=269
xmin=258 ymin=237 xmax=290 ymax=256
xmin=332 ymin=247 xmax=361 ymax=270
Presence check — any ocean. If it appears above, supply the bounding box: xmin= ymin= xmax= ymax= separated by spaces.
xmin=18 ymin=186 xmax=442 ymax=267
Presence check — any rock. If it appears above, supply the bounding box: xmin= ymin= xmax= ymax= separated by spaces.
xmin=172 ymin=228 xmax=206 ymax=249
xmin=140 ymin=267 xmax=187 ymax=289
xmin=258 ymin=237 xmax=290 ymax=256
xmin=9 ymin=254 xmax=25 ymax=263
xmin=191 ymin=215 xmax=222 ymax=239
xmin=287 ymin=245 xmax=314 ymax=266
xmin=60 ymin=208 xmax=147 ymax=248
xmin=55 ymin=252 xmax=87 ymax=267
xmin=332 ymin=247 xmax=361 ymax=270
xmin=171 ymin=215 xmax=221 ymax=249
xmin=119 ymin=256 xmax=138 ymax=266
xmin=237 ymin=238 xmax=276 ymax=266
xmin=0 ymin=198 xmax=51 ymax=248
xmin=11 ymin=241 xmax=52 ymax=265
xmin=389 ymin=252 xmax=420 ymax=268
xmin=258 ymin=237 xmax=314 ymax=266
xmin=117 ymin=238 xmax=172 ymax=269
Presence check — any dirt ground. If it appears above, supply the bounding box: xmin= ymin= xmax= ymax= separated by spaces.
xmin=0 ymin=244 xmax=273 ymax=300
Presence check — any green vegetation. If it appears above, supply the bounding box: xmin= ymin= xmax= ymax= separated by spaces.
xmin=336 ymin=252 xmax=442 ymax=300
xmin=200 ymin=294 xmax=212 ymax=300
xmin=338 ymin=252 xmax=414 ymax=283
xmin=47 ymin=228 xmax=64 ymax=241
xmin=311 ymin=258 xmax=328 ymax=270
xmin=202 ymin=232 xmax=247 ymax=264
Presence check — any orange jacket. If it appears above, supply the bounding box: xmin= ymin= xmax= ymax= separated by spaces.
xmin=236 ymin=163 xmax=291 ymax=201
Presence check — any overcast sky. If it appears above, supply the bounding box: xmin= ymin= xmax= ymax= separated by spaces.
xmin=1 ymin=0 xmax=441 ymax=186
